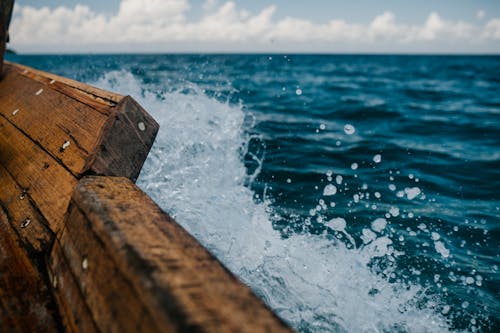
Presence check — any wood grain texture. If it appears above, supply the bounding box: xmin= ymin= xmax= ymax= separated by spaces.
xmin=0 ymin=65 xmax=108 ymax=175
xmin=0 ymin=164 xmax=54 ymax=253
xmin=0 ymin=61 xmax=159 ymax=332
xmin=0 ymin=63 xmax=159 ymax=178
xmin=0 ymin=206 xmax=59 ymax=333
xmin=6 ymin=61 xmax=123 ymax=107
xmin=0 ymin=114 xmax=77 ymax=234
xmin=47 ymin=240 xmax=99 ymax=333
xmin=89 ymin=96 xmax=159 ymax=182
xmin=0 ymin=61 xmax=158 ymax=236
xmin=56 ymin=176 xmax=293 ymax=333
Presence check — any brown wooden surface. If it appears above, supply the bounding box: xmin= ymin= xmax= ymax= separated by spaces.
xmin=48 ymin=241 xmax=99 ymax=333
xmin=0 ymin=206 xmax=59 ymax=332
xmin=89 ymin=96 xmax=158 ymax=182
xmin=0 ymin=62 xmax=159 ymax=332
xmin=53 ymin=176 xmax=293 ymax=333
xmin=0 ymin=112 xmax=77 ymax=234
xmin=0 ymin=164 xmax=54 ymax=253
xmin=0 ymin=61 xmax=159 ymax=235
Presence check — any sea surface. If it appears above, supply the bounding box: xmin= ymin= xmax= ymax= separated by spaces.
xmin=7 ymin=54 xmax=499 ymax=333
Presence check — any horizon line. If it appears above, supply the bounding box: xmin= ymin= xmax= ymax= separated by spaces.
xmin=7 ymin=51 xmax=500 ymax=56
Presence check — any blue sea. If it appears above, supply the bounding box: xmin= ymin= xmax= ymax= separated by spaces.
xmin=7 ymin=54 xmax=499 ymax=333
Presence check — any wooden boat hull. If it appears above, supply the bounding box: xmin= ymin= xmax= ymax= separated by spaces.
xmin=0 ymin=61 xmax=294 ymax=332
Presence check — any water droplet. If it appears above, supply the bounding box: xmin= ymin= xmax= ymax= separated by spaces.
xmin=441 ymin=305 xmax=451 ymax=315
xmin=319 ymin=123 xmax=326 ymax=130
xmin=434 ymin=241 xmax=450 ymax=258
xmin=389 ymin=207 xmax=399 ymax=217
xmin=404 ymin=187 xmax=421 ymax=200
xmin=295 ymin=88 xmax=302 ymax=95
xmin=326 ymin=217 xmax=346 ymax=232
xmin=343 ymin=124 xmax=355 ymax=135
xmin=323 ymin=184 xmax=337 ymax=196
xmin=361 ymin=228 xmax=376 ymax=244
xmin=286 ymin=178 xmax=292 ymax=183
xmin=371 ymin=218 xmax=387 ymax=232
xmin=373 ymin=154 xmax=382 ymax=163
xmin=351 ymin=163 xmax=358 ymax=170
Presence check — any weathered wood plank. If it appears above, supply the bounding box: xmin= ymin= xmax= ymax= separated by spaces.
xmin=0 ymin=164 xmax=53 ymax=253
xmin=47 ymin=240 xmax=98 ymax=333
xmin=0 ymin=60 xmax=160 ymax=331
xmin=0 ymin=115 xmax=77 ymax=234
xmin=55 ymin=203 xmax=167 ymax=333
xmin=0 ymin=61 xmax=158 ymax=236
xmin=0 ymin=63 xmax=159 ymax=180
xmin=0 ymin=206 xmax=59 ymax=332
xmin=0 ymin=66 xmax=106 ymax=176
xmin=6 ymin=61 xmax=123 ymax=107
xmin=56 ymin=176 xmax=293 ymax=333
xmin=89 ymin=96 xmax=159 ymax=182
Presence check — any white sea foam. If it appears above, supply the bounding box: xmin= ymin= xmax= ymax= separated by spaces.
xmin=93 ymin=71 xmax=454 ymax=333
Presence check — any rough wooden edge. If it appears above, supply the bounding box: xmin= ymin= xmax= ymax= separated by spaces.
xmin=88 ymin=96 xmax=159 ymax=182
xmin=52 ymin=176 xmax=294 ymax=333
xmin=5 ymin=61 xmax=123 ymax=107
xmin=47 ymin=240 xmax=98 ymax=333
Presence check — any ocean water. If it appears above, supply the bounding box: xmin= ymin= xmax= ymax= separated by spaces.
xmin=7 ymin=54 xmax=499 ymax=333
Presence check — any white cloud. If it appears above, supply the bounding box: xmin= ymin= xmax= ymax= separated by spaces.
xmin=482 ymin=19 xmax=500 ymax=40
xmin=477 ymin=10 xmax=485 ymax=20
xmin=203 ymin=0 xmax=218 ymax=11
xmin=9 ymin=0 xmax=500 ymax=53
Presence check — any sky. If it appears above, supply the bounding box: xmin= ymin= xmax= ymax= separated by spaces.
xmin=9 ymin=0 xmax=500 ymax=54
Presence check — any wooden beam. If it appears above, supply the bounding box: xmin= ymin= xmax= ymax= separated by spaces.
xmin=0 ymin=63 xmax=158 ymax=179
xmin=0 ymin=61 xmax=159 ymax=331
xmin=47 ymin=240 xmax=98 ymax=333
xmin=51 ymin=176 xmax=293 ymax=333
xmin=0 ymin=205 xmax=59 ymax=332
xmin=0 ymin=61 xmax=159 ymax=237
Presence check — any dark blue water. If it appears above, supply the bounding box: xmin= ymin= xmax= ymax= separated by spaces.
xmin=7 ymin=54 xmax=499 ymax=332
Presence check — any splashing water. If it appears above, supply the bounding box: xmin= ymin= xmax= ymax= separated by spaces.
xmin=92 ymin=70 xmax=477 ymax=333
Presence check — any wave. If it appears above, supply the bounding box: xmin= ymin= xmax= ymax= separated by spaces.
xmin=92 ymin=70 xmax=464 ymax=333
